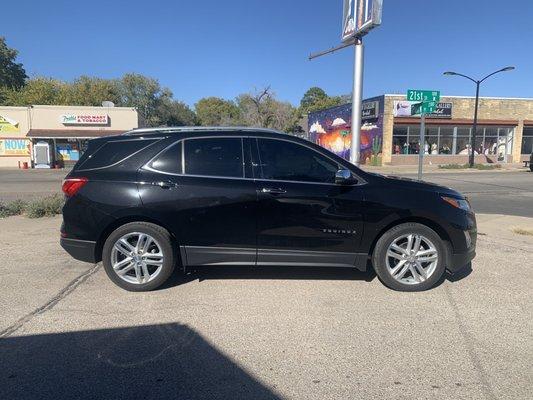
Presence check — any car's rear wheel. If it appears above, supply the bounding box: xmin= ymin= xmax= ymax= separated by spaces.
xmin=372 ymin=222 xmax=446 ymax=291
xmin=102 ymin=222 xmax=175 ymax=291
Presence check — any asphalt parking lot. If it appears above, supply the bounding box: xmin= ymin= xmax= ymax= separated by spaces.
xmin=1 ymin=213 xmax=532 ymax=400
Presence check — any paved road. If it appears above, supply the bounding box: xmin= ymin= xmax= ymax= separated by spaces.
xmin=389 ymin=171 xmax=533 ymax=218
xmin=0 ymin=169 xmax=532 ymax=217
xmin=1 ymin=214 xmax=532 ymax=400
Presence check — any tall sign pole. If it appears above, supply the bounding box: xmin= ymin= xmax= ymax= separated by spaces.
xmin=309 ymin=0 xmax=383 ymax=166
xmin=418 ymin=112 xmax=425 ymax=180
xmin=407 ymin=89 xmax=440 ymax=180
xmin=351 ymin=38 xmax=364 ymax=165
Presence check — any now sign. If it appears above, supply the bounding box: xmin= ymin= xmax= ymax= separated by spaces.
xmin=0 ymin=139 xmax=30 ymax=156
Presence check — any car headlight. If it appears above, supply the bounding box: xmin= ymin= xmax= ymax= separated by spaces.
xmin=441 ymin=195 xmax=471 ymax=211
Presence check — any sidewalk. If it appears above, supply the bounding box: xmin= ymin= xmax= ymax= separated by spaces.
xmin=362 ymin=162 xmax=530 ymax=174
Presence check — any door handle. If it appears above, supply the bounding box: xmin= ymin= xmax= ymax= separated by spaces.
xmin=151 ymin=181 xmax=178 ymax=189
xmin=260 ymin=187 xmax=286 ymax=195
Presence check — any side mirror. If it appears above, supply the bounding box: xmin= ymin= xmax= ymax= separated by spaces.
xmin=335 ymin=169 xmax=356 ymax=185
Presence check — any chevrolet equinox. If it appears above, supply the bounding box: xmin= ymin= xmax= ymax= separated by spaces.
xmin=61 ymin=127 xmax=476 ymax=292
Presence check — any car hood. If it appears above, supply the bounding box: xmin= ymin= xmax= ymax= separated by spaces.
xmin=367 ymin=173 xmax=464 ymax=198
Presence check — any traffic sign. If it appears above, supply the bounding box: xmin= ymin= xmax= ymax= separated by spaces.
xmin=411 ymin=101 xmax=437 ymax=116
xmin=407 ymin=90 xmax=440 ymax=103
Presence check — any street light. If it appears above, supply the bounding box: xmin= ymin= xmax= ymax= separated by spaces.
xmin=443 ymin=66 xmax=515 ymax=167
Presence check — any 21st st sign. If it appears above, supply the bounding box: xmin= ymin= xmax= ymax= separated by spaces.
xmin=407 ymin=90 xmax=440 ymax=103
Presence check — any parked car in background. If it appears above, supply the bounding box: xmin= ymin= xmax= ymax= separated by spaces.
xmin=61 ymin=127 xmax=476 ymax=292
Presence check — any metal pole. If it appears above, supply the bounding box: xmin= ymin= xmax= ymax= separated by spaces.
xmin=350 ymin=38 xmax=364 ymax=165
xmin=470 ymin=82 xmax=480 ymax=167
xmin=418 ymin=113 xmax=425 ymax=180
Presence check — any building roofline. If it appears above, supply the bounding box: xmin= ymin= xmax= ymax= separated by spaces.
xmin=29 ymin=104 xmax=137 ymax=110
xmin=383 ymin=94 xmax=533 ymax=101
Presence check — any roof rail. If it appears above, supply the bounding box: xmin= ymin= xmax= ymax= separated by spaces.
xmin=122 ymin=126 xmax=285 ymax=136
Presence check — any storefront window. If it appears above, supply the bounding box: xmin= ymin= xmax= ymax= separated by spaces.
xmin=521 ymin=127 xmax=533 ymax=154
xmin=391 ymin=124 xmax=515 ymax=158
xmin=439 ymin=127 xmax=453 ymax=154
xmin=483 ymin=127 xmax=498 ymax=155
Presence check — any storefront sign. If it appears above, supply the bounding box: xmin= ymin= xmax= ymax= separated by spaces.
xmin=60 ymin=114 xmax=108 ymax=125
xmin=362 ymin=100 xmax=379 ymax=120
xmin=0 ymin=139 xmax=30 ymax=156
xmin=394 ymin=101 xmax=452 ymax=119
xmin=0 ymin=115 xmax=20 ymax=133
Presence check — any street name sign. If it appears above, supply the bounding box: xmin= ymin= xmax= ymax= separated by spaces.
xmin=411 ymin=101 xmax=437 ymax=116
xmin=407 ymin=90 xmax=440 ymax=103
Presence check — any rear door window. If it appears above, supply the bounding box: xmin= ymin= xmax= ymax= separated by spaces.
xmin=184 ymin=137 xmax=243 ymax=178
xmin=77 ymin=139 xmax=156 ymax=170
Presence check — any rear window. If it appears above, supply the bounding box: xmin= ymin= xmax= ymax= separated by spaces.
xmin=148 ymin=141 xmax=182 ymax=174
xmin=77 ymin=139 xmax=156 ymax=170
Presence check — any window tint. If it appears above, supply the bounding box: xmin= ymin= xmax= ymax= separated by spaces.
xmin=257 ymin=139 xmax=339 ymax=183
xmin=78 ymin=139 xmax=156 ymax=170
xmin=149 ymin=141 xmax=182 ymax=174
xmin=184 ymin=138 xmax=243 ymax=178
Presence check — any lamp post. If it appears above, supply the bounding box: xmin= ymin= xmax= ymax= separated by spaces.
xmin=443 ymin=66 xmax=515 ymax=167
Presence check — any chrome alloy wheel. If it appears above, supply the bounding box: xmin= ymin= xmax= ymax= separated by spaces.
xmin=111 ymin=232 xmax=164 ymax=284
xmin=385 ymin=234 xmax=439 ymax=285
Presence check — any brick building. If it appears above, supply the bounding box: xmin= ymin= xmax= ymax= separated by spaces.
xmin=309 ymin=95 xmax=533 ymax=165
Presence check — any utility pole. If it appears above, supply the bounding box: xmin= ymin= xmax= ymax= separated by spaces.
xmin=351 ymin=38 xmax=364 ymax=166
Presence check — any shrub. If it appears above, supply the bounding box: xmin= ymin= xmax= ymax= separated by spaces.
xmin=438 ymin=163 xmax=501 ymax=170
xmin=0 ymin=199 xmax=28 ymax=218
xmin=25 ymin=194 xmax=64 ymax=218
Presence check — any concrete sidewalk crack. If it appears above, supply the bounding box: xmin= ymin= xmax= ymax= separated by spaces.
xmin=0 ymin=264 xmax=101 ymax=338
xmin=444 ymin=285 xmax=497 ymax=400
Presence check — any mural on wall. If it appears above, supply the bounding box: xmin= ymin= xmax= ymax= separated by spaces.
xmin=308 ymin=96 xmax=384 ymax=165
xmin=0 ymin=115 xmax=20 ymax=133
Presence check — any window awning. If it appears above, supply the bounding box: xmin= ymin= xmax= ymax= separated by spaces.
xmin=27 ymin=129 xmax=127 ymax=139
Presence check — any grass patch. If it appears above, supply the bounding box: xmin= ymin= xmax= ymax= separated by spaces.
xmin=0 ymin=194 xmax=64 ymax=219
xmin=438 ymin=163 xmax=501 ymax=170
xmin=25 ymin=194 xmax=64 ymax=218
xmin=512 ymin=227 xmax=533 ymax=236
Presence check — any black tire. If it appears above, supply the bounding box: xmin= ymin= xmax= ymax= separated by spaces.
xmin=372 ymin=222 xmax=446 ymax=292
xmin=102 ymin=222 xmax=175 ymax=291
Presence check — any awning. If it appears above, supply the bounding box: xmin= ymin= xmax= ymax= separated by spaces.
xmin=27 ymin=129 xmax=127 ymax=139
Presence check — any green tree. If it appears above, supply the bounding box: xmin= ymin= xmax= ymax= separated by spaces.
xmin=2 ymin=77 xmax=69 ymax=106
xmin=195 ymin=97 xmax=241 ymax=126
xmin=67 ymin=76 xmax=121 ymax=106
xmin=0 ymin=37 xmax=27 ymax=90
xmin=300 ymin=87 xmax=344 ymax=114
xmin=300 ymin=87 xmax=328 ymax=110
xmin=156 ymin=97 xmax=197 ymax=126
xmin=116 ymin=73 xmax=164 ymax=126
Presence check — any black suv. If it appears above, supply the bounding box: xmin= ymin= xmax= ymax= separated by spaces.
xmin=61 ymin=127 xmax=476 ymax=292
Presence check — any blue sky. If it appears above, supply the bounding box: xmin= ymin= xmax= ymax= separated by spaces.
xmin=3 ymin=0 xmax=532 ymax=106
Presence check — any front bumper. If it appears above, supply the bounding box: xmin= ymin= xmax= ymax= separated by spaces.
xmin=60 ymin=237 xmax=97 ymax=263
xmin=447 ymin=245 xmax=476 ymax=272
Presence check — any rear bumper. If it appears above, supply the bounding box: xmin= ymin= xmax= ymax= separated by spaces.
xmin=60 ymin=237 xmax=97 ymax=263
xmin=447 ymin=246 xmax=476 ymax=273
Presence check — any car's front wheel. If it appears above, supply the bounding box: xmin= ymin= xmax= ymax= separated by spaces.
xmin=372 ymin=223 xmax=446 ymax=291
xmin=102 ymin=222 xmax=175 ymax=291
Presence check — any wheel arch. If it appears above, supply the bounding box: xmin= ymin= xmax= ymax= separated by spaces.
xmin=95 ymin=215 xmax=180 ymax=264
xmin=368 ymin=216 xmax=453 ymax=262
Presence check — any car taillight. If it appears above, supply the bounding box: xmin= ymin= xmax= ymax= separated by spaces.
xmin=62 ymin=177 xmax=88 ymax=197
